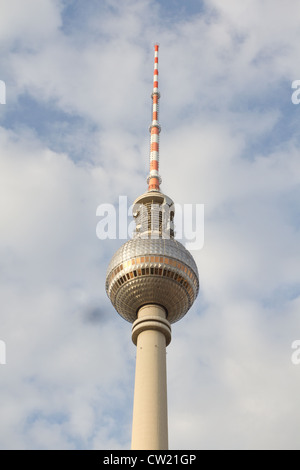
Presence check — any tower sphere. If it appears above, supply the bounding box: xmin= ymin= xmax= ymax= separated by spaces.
xmin=106 ymin=191 xmax=199 ymax=324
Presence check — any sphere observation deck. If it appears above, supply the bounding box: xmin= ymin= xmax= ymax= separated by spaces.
xmin=105 ymin=191 xmax=199 ymax=323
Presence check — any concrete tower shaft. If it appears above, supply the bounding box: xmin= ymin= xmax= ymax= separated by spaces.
xmin=131 ymin=304 xmax=170 ymax=450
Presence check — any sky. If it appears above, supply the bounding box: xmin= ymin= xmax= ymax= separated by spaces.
xmin=0 ymin=0 xmax=300 ymax=450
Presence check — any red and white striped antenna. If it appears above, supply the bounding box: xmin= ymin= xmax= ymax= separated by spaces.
xmin=147 ymin=44 xmax=162 ymax=191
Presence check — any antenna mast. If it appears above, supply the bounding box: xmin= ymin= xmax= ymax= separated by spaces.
xmin=147 ymin=44 xmax=162 ymax=191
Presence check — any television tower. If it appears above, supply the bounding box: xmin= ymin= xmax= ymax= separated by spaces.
xmin=105 ymin=44 xmax=199 ymax=450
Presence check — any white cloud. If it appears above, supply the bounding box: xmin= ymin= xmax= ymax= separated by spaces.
xmin=0 ymin=0 xmax=62 ymax=46
xmin=0 ymin=0 xmax=300 ymax=450
xmin=0 ymin=123 xmax=135 ymax=449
